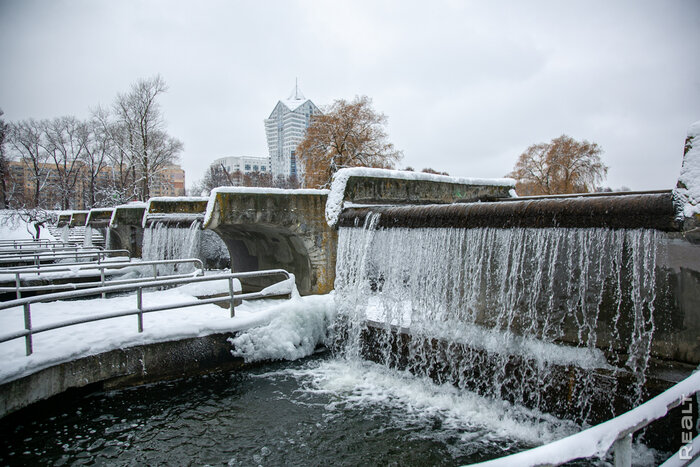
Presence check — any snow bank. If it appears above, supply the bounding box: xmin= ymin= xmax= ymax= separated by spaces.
xmin=325 ymin=167 xmax=516 ymax=227
xmin=675 ymin=120 xmax=700 ymax=218
xmin=0 ymin=277 xmax=336 ymax=384
xmin=0 ymin=211 xmax=57 ymax=241
xmin=203 ymin=186 xmax=329 ymax=228
xmin=229 ymin=293 xmax=335 ymax=363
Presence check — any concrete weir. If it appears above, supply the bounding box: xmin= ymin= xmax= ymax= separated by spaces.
xmin=204 ymin=188 xmax=335 ymax=295
xmin=108 ymin=204 xmax=146 ymax=257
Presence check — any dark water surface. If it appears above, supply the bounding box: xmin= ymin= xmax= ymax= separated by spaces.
xmin=0 ymin=352 xmax=543 ymax=466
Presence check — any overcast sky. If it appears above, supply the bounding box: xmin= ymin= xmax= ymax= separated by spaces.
xmin=1 ymin=0 xmax=698 ymax=191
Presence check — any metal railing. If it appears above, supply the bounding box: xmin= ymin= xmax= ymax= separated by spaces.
xmin=0 ymin=258 xmax=205 ymax=299
xmin=0 ymin=239 xmax=79 ymax=250
xmin=0 ymin=269 xmax=292 ymax=356
xmin=471 ymin=370 xmax=700 ymax=467
xmin=0 ymin=249 xmax=130 ymax=267
xmin=0 ymin=244 xmax=101 ymax=256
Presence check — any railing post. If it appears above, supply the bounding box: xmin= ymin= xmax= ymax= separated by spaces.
xmin=15 ymin=272 xmax=21 ymax=300
xmin=23 ymin=303 xmax=33 ymax=356
xmin=137 ymin=287 xmax=143 ymax=332
xmin=101 ymin=267 xmax=106 ymax=299
xmin=152 ymin=263 xmax=158 ymax=280
xmin=613 ymin=434 xmax=632 ymax=467
xmin=229 ymin=277 xmax=236 ymax=317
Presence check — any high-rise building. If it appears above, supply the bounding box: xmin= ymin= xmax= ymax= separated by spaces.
xmin=264 ymin=83 xmax=321 ymax=183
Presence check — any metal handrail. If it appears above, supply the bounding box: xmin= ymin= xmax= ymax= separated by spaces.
xmin=0 ymin=258 xmax=205 ymax=299
xmin=0 ymin=269 xmax=292 ymax=356
xmin=471 ymin=370 xmax=700 ymax=467
xmin=0 ymin=245 xmax=103 ymax=256
xmin=0 ymin=240 xmax=78 ymax=250
xmin=0 ymin=249 xmax=130 ymax=266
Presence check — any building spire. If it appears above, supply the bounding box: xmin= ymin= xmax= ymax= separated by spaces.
xmin=288 ymin=78 xmax=305 ymax=101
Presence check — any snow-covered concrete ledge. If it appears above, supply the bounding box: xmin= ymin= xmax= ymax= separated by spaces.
xmin=142 ymin=196 xmax=209 ymax=228
xmin=109 ymin=202 xmax=147 ymax=228
xmin=85 ymin=208 xmax=114 ymax=227
xmin=674 ymin=120 xmax=700 ymax=242
xmin=325 ymin=167 xmax=517 ymax=227
xmin=0 ymin=279 xmax=335 ymax=418
xmin=203 ymin=186 xmax=329 ymax=230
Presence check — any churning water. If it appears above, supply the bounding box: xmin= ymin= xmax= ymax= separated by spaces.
xmin=3 ymin=353 xmax=663 ymax=466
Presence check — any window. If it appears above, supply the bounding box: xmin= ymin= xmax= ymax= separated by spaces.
xmin=261 ymin=166 xmax=266 ymax=172
xmin=253 ymin=165 xmax=258 ymax=171
xmin=245 ymin=164 xmax=251 ymax=171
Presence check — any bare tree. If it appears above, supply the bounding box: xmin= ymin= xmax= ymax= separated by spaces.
xmin=107 ymin=75 xmax=183 ymax=201
xmin=41 ymin=116 xmax=89 ymax=209
xmin=507 ymin=135 xmax=608 ymax=195
xmin=8 ymin=119 xmax=50 ymax=207
xmin=82 ymin=119 xmax=113 ymax=207
xmin=296 ymin=95 xmax=402 ymax=188
xmin=0 ymin=109 xmax=10 ymax=208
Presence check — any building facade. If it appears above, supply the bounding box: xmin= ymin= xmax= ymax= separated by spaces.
xmin=264 ymin=84 xmax=320 ymax=183
xmin=211 ymin=155 xmax=270 ymax=177
xmin=150 ymin=164 xmax=186 ymax=197
xmin=4 ymin=160 xmax=186 ymax=208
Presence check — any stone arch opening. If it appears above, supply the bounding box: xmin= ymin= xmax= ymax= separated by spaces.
xmin=212 ymin=224 xmax=313 ymax=295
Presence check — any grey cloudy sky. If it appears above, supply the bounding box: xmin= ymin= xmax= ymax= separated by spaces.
xmin=1 ymin=0 xmax=699 ymax=191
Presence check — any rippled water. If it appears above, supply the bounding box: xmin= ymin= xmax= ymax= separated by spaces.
xmin=1 ymin=352 xmax=566 ymax=466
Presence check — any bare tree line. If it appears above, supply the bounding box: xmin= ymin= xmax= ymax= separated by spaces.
xmin=0 ymin=75 xmax=183 ymax=210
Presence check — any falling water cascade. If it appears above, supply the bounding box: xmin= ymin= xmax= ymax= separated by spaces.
xmin=332 ymin=213 xmax=661 ymax=425
xmin=141 ymin=219 xmax=202 ymax=274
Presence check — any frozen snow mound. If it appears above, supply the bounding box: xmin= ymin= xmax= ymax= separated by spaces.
xmin=325 ymin=167 xmax=516 ymax=227
xmin=674 ymin=120 xmax=700 ymax=219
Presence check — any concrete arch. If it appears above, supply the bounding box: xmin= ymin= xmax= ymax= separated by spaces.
xmin=204 ymin=189 xmax=336 ymax=296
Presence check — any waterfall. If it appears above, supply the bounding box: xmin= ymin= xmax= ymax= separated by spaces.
xmin=332 ymin=214 xmax=661 ymax=424
xmin=141 ymin=219 xmax=202 ymax=274
xmin=83 ymin=226 xmax=94 ymax=247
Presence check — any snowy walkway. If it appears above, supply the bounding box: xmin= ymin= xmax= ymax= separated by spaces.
xmin=0 ymin=279 xmax=334 ymax=385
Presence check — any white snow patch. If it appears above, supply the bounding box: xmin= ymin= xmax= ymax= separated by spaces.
xmin=325 ymin=167 xmax=517 ymax=227
xmin=674 ymin=120 xmax=700 ymax=218
xmin=229 ymin=293 xmax=335 ymax=363
xmin=0 ymin=211 xmax=57 ymax=241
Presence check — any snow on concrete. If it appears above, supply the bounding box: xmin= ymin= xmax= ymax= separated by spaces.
xmin=0 ymin=211 xmax=57 ymax=241
xmin=675 ymin=120 xmax=700 ymax=218
xmin=229 ymin=295 xmax=335 ymax=362
xmin=325 ymin=167 xmax=516 ymax=227
xmin=108 ymin=202 xmax=148 ymax=228
xmin=0 ymin=276 xmax=335 ymax=385
xmin=203 ymin=186 xmax=329 ymax=228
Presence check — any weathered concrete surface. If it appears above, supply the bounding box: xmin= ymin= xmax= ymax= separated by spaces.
xmin=68 ymin=211 xmax=89 ymax=228
xmin=339 ymin=191 xmax=679 ymax=230
xmin=0 ymin=333 xmax=244 ymax=419
xmin=108 ymin=205 xmax=146 ymax=257
xmin=86 ymin=208 xmax=114 ymax=228
xmin=205 ymin=191 xmax=336 ymax=295
xmin=343 ymin=175 xmax=513 ymax=206
xmin=56 ymin=213 xmax=72 ymax=228
xmin=144 ymin=197 xmax=209 ymax=227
